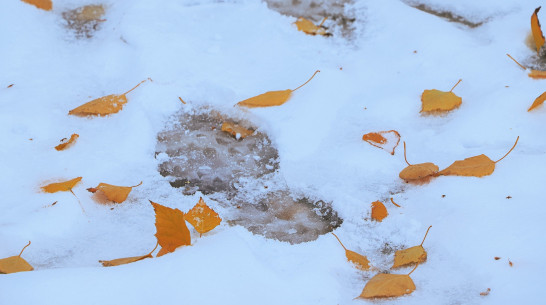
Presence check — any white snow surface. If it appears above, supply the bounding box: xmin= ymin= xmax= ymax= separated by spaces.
xmin=1 ymin=0 xmax=545 ymax=304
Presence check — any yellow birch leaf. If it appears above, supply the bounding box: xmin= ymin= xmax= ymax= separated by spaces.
xmin=371 ymin=201 xmax=388 ymax=222
xmin=221 ymin=122 xmax=254 ymax=139
xmin=41 ymin=177 xmax=82 ymax=193
xmin=421 ymin=79 xmax=462 ymax=114
xmin=359 ymin=273 xmax=416 ymax=299
xmin=528 ymin=91 xmax=546 ymax=111
xmin=236 ymin=71 xmax=319 ymax=108
xmin=186 ymin=197 xmax=222 ymax=235
xmin=68 ymin=78 xmax=150 ymax=117
xmin=331 ymin=233 xmax=370 ymax=270
xmin=532 ymin=7 xmax=545 ymax=53
xmin=0 ymin=242 xmax=33 ymax=274
xmin=399 ymin=142 xmax=439 ymax=182
xmin=55 ymin=133 xmax=79 ymax=151
xmin=87 ymin=181 xmax=142 ymax=204
xmin=21 ymin=0 xmax=52 ymax=11
xmin=294 ymin=17 xmax=328 ymax=36
xmin=150 ymin=200 xmax=191 ymax=257
xmin=362 ymin=130 xmax=401 ymax=155
xmin=99 ymin=243 xmax=157 ymax=267
xmin=392 ymin=226 xmax=432 ymax=269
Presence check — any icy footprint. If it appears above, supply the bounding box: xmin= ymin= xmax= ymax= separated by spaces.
xmin=156 ymin=108 xmax=342 ymax=244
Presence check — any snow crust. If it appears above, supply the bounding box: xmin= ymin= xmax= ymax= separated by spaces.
xmin=1 ymin=0 xmax=545 ymax=304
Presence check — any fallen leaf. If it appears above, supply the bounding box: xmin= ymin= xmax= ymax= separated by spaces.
xmin=99 ymin=242 xmax=158 ymax=267
xmin=0 ymin=241 xmax=34 ymax=274
xmin=507 ymin=54 xmax=546 ymax=79
xmin=392 ymin=226 xmax=432 ymax=269
xmin=480 ymin=288 xmax=491 ymax=296
xmin=236 ymin=70 xmax=319 ymax=108
xmin=359 ymin=265 xmax=419 ymax=299
xmin=150 ymin=200 xmax=191 ymax=257
xmin=87 ymin=181 xmax=142 ymax=204
xmin=494 ymin=257 xmax=501 ymax=260
xmin=399 ymin=142 xmax=439 ymax=182
xmin=41 ymin=177 xmax=82 ymax=193
xmin=331 ymin=233 xmax=370 ymax=270
xmin=528 ymin=91 xmax=546 ymax=111
xmin=21 ymin=0 xmax=52 ymax=11
xmin=221 ymin=122 xmax=254 ymax=139
xmin=185 ymin=197 xmax=222 ymax=235
xmin=68 ymin=78 xmax=150 ymax=117
xmin=421 ymin=79 xmax=462 ymax=114
xmin=371 ymin=201 xmax=388 ymax=222
xmin=532 ymin=7 xmax=545 ymax=53
xmin=362 ymin=130 xmax=401 ymax=155
xmin=55 ymin=133 xmax=79 ymax=151
xmin=74 ymin=5 xmax=104 ymax=22
xmin=294 ymin=17 xmax=328 ymax=36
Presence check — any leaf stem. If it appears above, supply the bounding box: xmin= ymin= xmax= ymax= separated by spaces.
xmin=318 ymin=17 xmax=328 ymax=27
xmin=495 ymin=136 xmax=519 ymax=163
xmin=420 ymin=226 xmax=432 ymax=246
xmin=123 ymin=78 xmax=152 ymax=95
xmin=70 ymin=189 xmax=86 ymax=214
xmin=449 ymin=79 xmax=462 ymax=92
xmin=130 ymin=181 xmax=143 ymax=188
xmin=147 ymin=241 xmax=159 ymax=256
xmin=408 ymin=263 xmax=419 ymax=275
xmin=403 ymin=142 xmax=412 ymax=166
xmin=506 ymin=54 xmax=526 ymax=70
xmin=390 ymin=198 xmax=401 ymax=207
xmin=18 ymin=241 xmax=31 ymax=257
xmin=293 ymin=70 xmax=320 ymax=92
xmin=331 ymin=232 xmax=347 ymax=251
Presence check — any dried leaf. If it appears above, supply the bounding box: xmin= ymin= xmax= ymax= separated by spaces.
xmin=399 ymin=163 xmax=439 ymax=181
xmin=68 ymin=79 xmax=149 ymax=117
xmin=359 ymin=273 xmax=416 ymax=299
xmin=528 ymin=91 xmax=546 ymax=111
xmin=99 ymin=243 xmax=158 ymax=267
xmin=75 ymin=5 xmax=104 ymax=21
xmin=236 ymin=71 xmax=319 ymax=108
xmin=0 ymin=242 xmax=33 ymax=274
xmin=41 ymin=177 xmax=82 ymax=193
xmin=186 ymin=197 xmax=222 ymax=235
xmin=55 ymin=133 xmax=79 ymax=151
xmin=150 ymin=200 xmax=191 ymax=257
xmin=362 ymin=130 xmax=401 ymax=155
xmin=221 ymin=122 xmax=254 ymax=139
xmin=87 ymin=181 xmax=142 ymax=203
xmin=294 ymin=17 xmax=328 ymax=36
xmin=439 ymin=154 xmax=495 ymax=177
xmin=421 ymin=79 xmax=462 ymax=114
xmin=392 ymin=226 xmax=432 ymax=269
xmin=21 ymin=0 xmax=52 ymax=11
xmin=331 ymin=233 xmax=370 ymax=270
xmin=532 ymin=7 xmax=545 ymax=53
xmin=371 ymin=201 xmax=388 ymax=222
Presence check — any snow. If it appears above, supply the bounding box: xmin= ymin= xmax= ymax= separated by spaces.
xmin=1 ymin=0 xmax=545 ymax=304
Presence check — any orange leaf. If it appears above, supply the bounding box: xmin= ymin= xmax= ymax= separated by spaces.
xmin=294 ymin=17 xmax=328 ymax=36
xmin=87 ymin=181 xmax=142 ymax=203
xmin=331 ymin=233 xmax=370 ymax=270
xmin=359 ymin=267 xmax=418 ymax=299
xmin=362 ymin=130 xmax=401 ymax=155
xmin=55 ymin=133 xmax=79 ymax=151
xmin=186 ymin=197 xmax=222 ymax=235
xmin=221 ymin=122 xmax=254 ymax=139
xmin=421 ymin=79 xmax=462 ymax=114
xmin=68 ymin=79 xmax=150 ymax=117
xmin=21 ymin=0 xmax=52 ymax=11
xmin=532 ymin=7 xmax=545 ymax=53
xmin=99 ymin=242 xmax=158 ymax=267
xmin=150 ymin=200 xmax=191 ymax=256
xmin=371 ymin=201 xmax=388 ymax=222
xmin=41 ymin=177 xmax=82 ymax=193
xmin=528 ymin=91 xmax=546 ymax=111
xmin=392 ymin=226 xmax=431 ymax=269
xmin=399 ymin=142 xmax=439 ymax=182
xmin=439 ymin=154 xmax=495 ymax=177
xmin=0 ymin=241 xmax=33 ymax=274
xmin=236 ymin=71 xmax=319 ymax=108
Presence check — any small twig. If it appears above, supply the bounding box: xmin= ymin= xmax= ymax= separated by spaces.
xmin=178 ymin=97 xmax=186 ymax=104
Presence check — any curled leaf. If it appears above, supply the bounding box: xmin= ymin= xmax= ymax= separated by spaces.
xmin=221 ymin=122 xmax=254 ymax=139
xmin=150 ymin=200 xmax=191 ymax=257
xmin=99 ymin=242 xmax=158 ymax=267
xmin=0 ymin=241 xmax=33 ymax=274
xmin=236 ymin=71 xmax=319 ymax=108
xmin=362 ymin=130 xmax=401 ymax=155
xmin=331 ymin=233 xmax=370 ymax=270
xmin=185 ymin=197 xmax=222 ymax=235
xmin=69 ymin=78 xmax=150 ymax=117
xmin=371 ymin=201 xmax=388 ymax=222
xmin=294 ymin=17 xmax=328 ymax=36
xmin=399 ymin=142 xmax=439 ymax=182
xmin=87 ymin=181 xmax=142 ymax=203
xmin=21 ymin=0 xmax=52 ymax=11
xmin=392 ymin=226 xmax=431 ymax=269
xmin=421 ymin=79 xmax=462 ymax=114
xmin=55 ymin=133 xmax=79 ymax=151
xmin=528 ymin=91 xmax=546 ymax=111
xmin=532 ymin=7 xmax=545 ymax=53
xmin=41 ymin=177 xmax=82 ymax=193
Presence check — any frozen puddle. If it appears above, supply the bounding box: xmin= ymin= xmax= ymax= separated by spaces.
xmin=156 ymin=109 xmax=342 ymax=244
